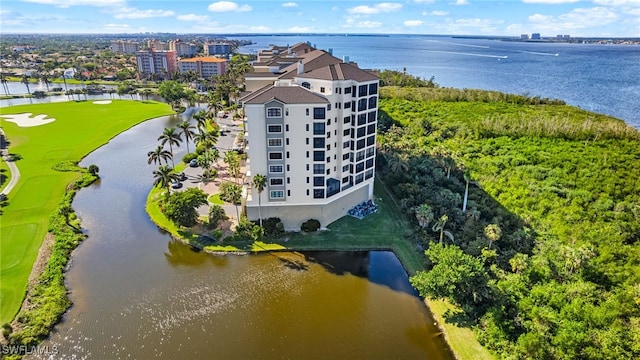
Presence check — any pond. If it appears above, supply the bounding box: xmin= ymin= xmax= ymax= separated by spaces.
xmin=31 ymin=114 xmax=453 ymax=359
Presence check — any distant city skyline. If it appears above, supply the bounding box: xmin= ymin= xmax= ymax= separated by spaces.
xmin=1 ymin=0 xmax=639 ymax=37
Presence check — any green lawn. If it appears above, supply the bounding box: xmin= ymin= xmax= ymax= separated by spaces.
xmin=0 ymin=100 xmax=174 ymax=324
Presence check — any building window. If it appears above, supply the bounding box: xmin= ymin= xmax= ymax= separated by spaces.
xmin=287 ymin=164 xmax=291 ymax=171
xmin=365 ymin=169 xmax=374 ymax=179
xmin=344 ymin=116 xmax=350 ymax=124
xmin=358 ymin=84 xmax=368 ymax=97
xmin=302 ymin=82 xmax=311 ymax=89
xmin=344 ymin=102 xmax=351 ymax=109
xmin=267 ymin=125 xmax=282 ymax=133
xmin=286 ymin=138 xmax=290 ymax=145
xmin=358 ymin=99 xmax=367 ymax=112
xmin=314 ymin=189 xmax=324 ymax=199
xmin=356 ymin=150 xmax=365 ymax=162
xmin=367 ymin=124 xmax=376 ymax=135
xmin=327 ymin=118 xmax=331 ymax=125
xmin=286 ymin=151 xmax=290 ymax=159
xmin=369 ymin=83 xmax=378 ymax=95
xmin=307 ymin=189 xmax=310 ymax=196
xmin=366 ymin=147 xmax=375 ymax=158
xmin=357 ymin=139 xmax=365 ymax=150
xmin=355 ymin=174 xmax=364 ymax=184
xmin=306 ymin=151 xmax=309 ymax=158
xmin=286 ymin=108 xmax=289 ymax=116
xmin=367 ymin=135 xmax=375 ymax=146
xmin=320 ymin=87 xmax=325 ymax=93
xmin=313 ymin=164 xmax=325 ymax=174
xmin=270 ymin=190 xmax=284 ymax=199
xmin=366 ymin=158 xmax=374 ymax=169
xmin=268 ymin=138 xmax=283 ymax=147
xmin=286 ymin=124 xmax=289 ymax=132
xmin=368 ymin=111 xmax=377 ymax=123
xmin=306 ymin=108 xmax=310 ymax=116
xmin=306 ymin=138 xmax=310 ymax=145
xmin=269 ymin=152 xmax=283 ymax=160
xmin=313 ymin=176 xmax=324 ymax=186
xmin=269 ymin=165 xmax=283 ymax=173
xmin=313 ymin=151 xmax=325 ymax=161
xmin=342 ymin=164 xmax=349 ymax=172
xmin=344 ymin=86 xmax=351 ymax=94
xmin=326 ymin=157 xmax=331 ymax=163
xmin=327 ymin=104 xmax=331 ymax=111
xmin=343 ymin=153 xmax=350 ymax=160
xmin=313 ymin=107 xmax=325 ymax=119
xmin=357 ymin=127 xmax=366 ymax=138
xmin=267 ymin=108 xmax=282 ymax=117
xmin=270 ymin=178 xmax=284 ymax=186
xmin=358 ymin=114 xmax=367 ymax=126
xmin=307 ymin=177 xmax=309 ymax=184
xmin=313 ymin=138 xmax=325 ymax=148
xmin=368 ymin=96 xmax=377 ymax=109
xmin=313 ymin=122 xmax=325 ymax=135
xmin=342 ymin=176 xmax=349 ymax=184
xmin=287 ymin=190 xmax=291 ymax=196
xmin=306 ymin=124 xmax=309 ymax=131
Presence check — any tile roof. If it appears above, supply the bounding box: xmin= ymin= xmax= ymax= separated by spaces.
xmin=278 ymin=50 xmax=342 ymax=79
xmin=297 ymin=62 xmax=379 ymax=82
xmin=242 ymin=86 xmax=329 ymax=105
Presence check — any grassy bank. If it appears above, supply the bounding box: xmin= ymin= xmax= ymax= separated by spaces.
xmin=0 ymin=100 xmax=174 ymax=324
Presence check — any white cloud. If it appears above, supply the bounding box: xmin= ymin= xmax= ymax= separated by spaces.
xmin=208 ymin=1 xmax=252 ymax=12
xmin=23 ymin=0 xmax=125 ymax=7
xmin=455 ymin=0 xmax=470 ymax=5
xmin=431 ymin=10 xmax=449 ymax=16
xmin=593 ymin=0 xmax=640 ymax=5
xmin=177 ymin=14 xmax=209 ymax=22
xmin=282 ymin=2 xmax=298 ymax=7
xmin=348 ymin=3 xmax=402 ymax=15
xmin=404 ymin=20 xmax=424 ymax=26
xmin=114 ymin=8 xmax=176 ymax=19
xmin=527 ymin=7 xmax=618 ymax=32
xmin=522 ymin=0 xmax=579 ymax=3
xmin=358 ymin=20 xmax=383 ymax=28
xmin=414 ymin=0 xmax=435 ymax=3
xmin=288 ymin=26 xmax=312 ymax=32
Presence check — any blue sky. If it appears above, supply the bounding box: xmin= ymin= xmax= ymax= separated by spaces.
xmin=1 ymin=0 xmax=639 ymax=37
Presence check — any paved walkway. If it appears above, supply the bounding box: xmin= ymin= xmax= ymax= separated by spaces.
xmin=0 ymin=128 xmax=20 ymax=196
xmin=173 ymin=113 xmax=247 ymax=227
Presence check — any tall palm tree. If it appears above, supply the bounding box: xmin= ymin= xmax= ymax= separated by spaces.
xmin=158 ymin=127 xmax=182 ymax=168
xmin=224 ymin=151 xmax=240 ymax=183
xmin=147 ymin=145 xmax=172 ymax=166
xmin=21 ymin=74 xmax=31 ymax=95
xmin=462 ymin=169 xmax=471 ymax=213
xmin=41 ymin=73 xmax=50 ymax=92
xmin=193 ymin=128 xmax=218 ymax=149
xmin=0 ymin=73 xmax=10 ymax=95
xmin=177 ymin=120 xmax=196 ymax=154
xmin=192 ymin=110 xmax=208 ymax=131
xmin=153 ymin=165 xmax=179 ymax=197
xmin=432 ymin=214 xmax=454 ymax=244
xmin=252 ymin=174 xmax=267 ymax=227
xmin=220 ymin=182 xmax=242 ymax=222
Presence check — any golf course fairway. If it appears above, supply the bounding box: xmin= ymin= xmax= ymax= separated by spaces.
xmin=0 ymin=100 xmax=174 ymax=324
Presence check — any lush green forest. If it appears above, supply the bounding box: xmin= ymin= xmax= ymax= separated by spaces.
xmin=376 ymin=86 xmax=640 ymax=359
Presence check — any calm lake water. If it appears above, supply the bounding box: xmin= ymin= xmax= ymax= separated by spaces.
xmin=31 ymin=114 xmax=453 ymax=359
xmin=239 ymin=34 xmax=640 ymax=128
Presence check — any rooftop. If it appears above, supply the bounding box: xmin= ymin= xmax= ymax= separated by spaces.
xmin=180 ymin=57 xmax=227 ymax=63
xmin=242 ymin=85 xmax=329 ymax=105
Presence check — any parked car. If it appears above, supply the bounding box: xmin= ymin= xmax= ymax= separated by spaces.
xmin=189 ymin=159 xmax=198 ymax=167
xmin=178 ymin=172 xmax=187 ymax=181
xmin=171 ymin=180 xmax=183 ymax=189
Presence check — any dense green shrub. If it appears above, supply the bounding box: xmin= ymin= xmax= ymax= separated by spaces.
xmin=260 ymin=217 xmax=285 ymax=239
xmin=182 ymin=152 xmax=197 ymax=163
xmin=208 ymin=204 xmax=228 ymax=229
xmin=301 ymin=219 xmax=321 ymax=232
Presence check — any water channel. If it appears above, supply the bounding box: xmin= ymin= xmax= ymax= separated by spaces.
xmin=29 ymin=114 xmax=453 ymax=359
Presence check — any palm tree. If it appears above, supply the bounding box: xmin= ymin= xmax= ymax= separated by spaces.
xmin=0 ymin=73 xmax=10 ymax=95
xmin=484 ymin=224 xmax=502 ymax=249
xmin=177 ymin=120 xmax=196 ymax=154
xmin=192 ymin=110 xmax=208 ymax=131
xmin=415 ymin=203 xmax=434 ymax=229
xmin=157 ymin=127 xmax=182 ymax=168
xmin=41 ymin=73 xmax=50 ymax=92
xmin=220 ymin=182 xmax=242 ymax=222
xmin=252 ymin=174 xmax=267 ymax=227
xmin=462 ymin=169 xmax=471 ymax=213
xmin=224 ymin=151 xmax=240 ymax=183
xmin=21 ymin=74 xmax=31 ymax=95
xmin=432 ymin=214 xmax=454 ymax=244
xmin=147 ymin=145 xmax=172 ymax=166
xmin=153 ymin=165 xmax=179 ymax=197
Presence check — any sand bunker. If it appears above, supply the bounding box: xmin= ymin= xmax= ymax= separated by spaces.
xmin=93 ymin=100 xmax=112 ymax=105
xmin=2 ymin=113 xmax=56 ymax=127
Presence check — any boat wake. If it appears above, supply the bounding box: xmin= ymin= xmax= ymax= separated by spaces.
xmin=517 ymin=50 xmax=559 ymax=56
xmin=426 ymin=50 xmax=508 ymax=59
